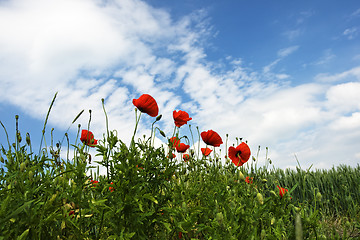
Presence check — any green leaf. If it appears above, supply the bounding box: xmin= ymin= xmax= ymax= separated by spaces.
xmin=17 ymin=228 xmax=29 ymax=240
xmin=143 ymin=194 xmax=158 ymax=204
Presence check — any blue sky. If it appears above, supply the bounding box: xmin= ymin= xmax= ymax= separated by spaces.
xmin=0 ymin=0 xmax=359 ymax=172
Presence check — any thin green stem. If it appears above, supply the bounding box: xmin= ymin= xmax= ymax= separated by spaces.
xmin=39 ymin=92 xmax=58 ymax=156
xmin=132 ymin=109 xmax=141 ymax=147
xmin=196 ymin=126 xmax=201 ymax=160
xmin=0 ymin=120 xmax=11 ymax=150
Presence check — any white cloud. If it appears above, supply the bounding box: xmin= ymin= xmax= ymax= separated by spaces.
xmin=315 ymin=66 xmax=360 ymax=82
xmin=283 ymin=29 xmax=302 ymax=40
xmin=277 ymin=46 xmax=299 ymax=58
xmin=313 ymin=49 xmax=336 ymax=65
xmin=325 ymin=82 xmax=360 ymax=114
xmin=343 ymin=27 xmax=358 ymax=40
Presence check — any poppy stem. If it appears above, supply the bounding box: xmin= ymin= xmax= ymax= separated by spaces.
xmin=101 ymin=98 xmax=110 ymax=141
xmin=188 ymin=125 xmax=196 ymax=155
xmin=132 ymin=109 xmax=141 ymax=147
xmin=150 ymin=119 xmax=157 ymax=147
xmin=196 ymin=126 xmax=201 ymax=160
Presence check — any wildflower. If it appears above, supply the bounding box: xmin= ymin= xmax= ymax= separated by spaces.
xmin=80 ymin=130 xmax=98 ymax=147
xmin=132 ymin=94 xmax=159 ymax=117
xmin=173 ymin=110 xmax=192 ymax=127
xmin=176 ymin=143 xmax=190 ymax=153
xmin=200 ymin=130 xmax=223 ymax=147
xmin=228 ymin=142 xmax=251 ymax=167
xmin=245 ymin=176 xmax=253 ymax=184
xmin=169 ymin=137 xmax=180 ymax=148
xmin=183 ymin=154 xmax=190 ymax=162
xmin=90 ymin=180 xmax=99 ymax=187
xmin=179 ymin=232 xmax=182 ymax=239
xmin=167 ymin=153 xmax=176 ymax=159
xmin=277 ymin=185 xmax=288 ymax=198
xmin=201 ymin=147 xmax=212 ymax=156
xmin=109 ymin=182 xmax=114 ymax=192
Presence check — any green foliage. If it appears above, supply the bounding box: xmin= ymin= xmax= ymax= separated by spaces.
xmin=0 ymin=106 xmax=359 ymax=239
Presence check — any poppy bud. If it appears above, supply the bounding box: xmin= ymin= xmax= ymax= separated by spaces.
xmin=20 ymin=162 xmax=26 ymax=172
xmin=26 ymin=133 xmax=31 ymax=145
xmin=238 ymin=171 xmax=245 ymax=181
xmin=316 ymin=192 xmax=322 ymax=202
xmin=271 ymin=217 xmax=275 ymax=225
xmin=159 ymin=130 xmax=166 ymax=137
xmin=293 ymin=206 xmax=300 ymax=212
xmin=256 ymin=193 xmax=264 ymax=205
xmin=156 ymin=114 xmax=162 ymax=121
xmin=17 ymin=132 xmax=22 ymax=143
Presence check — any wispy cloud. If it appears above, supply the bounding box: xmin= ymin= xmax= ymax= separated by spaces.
xmin=283 ymin=29 xmax=302 ymax=40
xmin=277 ymin=46 xmax=299 ymax=58
xmin=315 ymin=66 xmax=360 ymax=82
xmin=313 ymin=49 xmax=336 ymax=65
xmin=343 ymin=27 xmax=358 ymax=40
xmin=350 ymin=8 xmax=360 ymax=18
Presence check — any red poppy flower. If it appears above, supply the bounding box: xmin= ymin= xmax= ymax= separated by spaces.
xmin=277 ymin=185 xmax=288 ymax=198
xmin=201 ymin=147 xmax=212 ymax=156
xmin=176 ymin=143 xmax=190 ymax=153
xmin=228 ymin=142 xmax=251 ymax=167
xmin=167 ymin=153 xmax=176 ymax=159
xmin=201 ymin=130 xmax=223 ymax=147
xmin=173 ymin=110 xmax=192 ymax=127
xmin=136 ymin=164 xmax=144 ymax=170
xmin=179 ymin=232 xmax=182 ymax=239
xmin=109 ymin=182 xmax=114 ymax=192
xmin=90 ymin=180 xmax=99 ymax=187
xmin=245 ymin=176 xmax=253 ymax=184
xmin=169 ymin=137 xmax=180 ymax=148
xmin=132 ymin=94 xmax=159 ymax=117
xmin=80 ymin=130 xmax=98 ymax=147
xmin=183 ymin=154 xmax=190 ymax=162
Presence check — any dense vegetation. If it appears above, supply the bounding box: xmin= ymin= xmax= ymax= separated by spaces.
xmin=0 ymin=94 xmax=359 ymax=239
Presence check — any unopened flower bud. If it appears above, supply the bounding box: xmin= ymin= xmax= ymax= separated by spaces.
xmin=17 ymin=132 xmax=22 ymax=143
xmin=20 ymin=162 xmax=26 ymax=172
xmin=256 ymin=193 xmax=264 ymax=205
xmin=26 ymin=133 xmax=31 ymax=145
xmin=270 ymin=190 xmax=276 ymax=196
xmin=156 ymin=114 xmax=162 ymax=121
xmin=238 ymin=171 xmax=245 ymax=181
xmin=316 ymin=192 xmax=322 ymax=202
xmin=159 ymin=130 xmax=166 ymax=138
